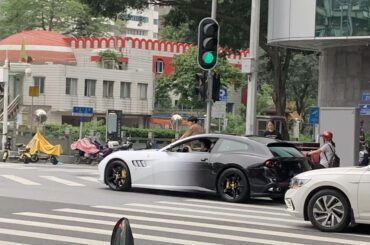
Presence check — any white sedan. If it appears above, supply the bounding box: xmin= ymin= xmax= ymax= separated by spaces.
xmin=285 ymin=166 xmax=370 ymax=232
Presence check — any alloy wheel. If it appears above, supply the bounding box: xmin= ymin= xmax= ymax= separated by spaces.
xmin=312 ymin=195 xmax=345 ymax=228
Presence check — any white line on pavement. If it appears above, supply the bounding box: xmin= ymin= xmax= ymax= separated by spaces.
xmin=76 ymin=176 xmax=99 ymax=183
xmin=157 ymin=201 xmax=289 ymax=216
xmin=1 ymin=175 xmax=40 ymax=185
xmin=39 ymin=176 xmax=85 ymax=186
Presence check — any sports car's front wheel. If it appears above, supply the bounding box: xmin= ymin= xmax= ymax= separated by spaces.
xmin=307 ymin=189 xmax=351 ymax=232
xmin=217 ymin=168 xmax=249 ymax=203
xmin=105 ymin=160 xmax=131 ymax=191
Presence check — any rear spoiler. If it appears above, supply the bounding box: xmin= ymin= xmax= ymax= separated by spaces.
xmin=286 ymin=141 xmax=320 ymax=152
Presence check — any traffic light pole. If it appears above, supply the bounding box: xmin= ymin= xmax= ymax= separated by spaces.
xmin=205 ymin=0 xmax=217 ymax=134
xmin=246 ymin=0 xmax=260 ymax=135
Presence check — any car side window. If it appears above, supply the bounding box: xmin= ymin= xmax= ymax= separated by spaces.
xmin=168 ymin=138 xmax=214 ymax=153
xmin=215 ymin=139 xmax=250 ymax=153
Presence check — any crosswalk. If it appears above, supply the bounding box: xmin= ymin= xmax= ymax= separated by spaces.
xmin=0 ymin=163 xmax=99 ymax=187
xmin=0 ymin=199 xmax=369 ymax=245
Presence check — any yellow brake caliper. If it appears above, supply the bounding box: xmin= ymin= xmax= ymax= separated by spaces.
xmin=121 ymin=169 xmax=127 ymax=179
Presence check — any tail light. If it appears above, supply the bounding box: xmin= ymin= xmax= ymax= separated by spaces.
xmin=264 ymin=159 xmax=280 ymax=168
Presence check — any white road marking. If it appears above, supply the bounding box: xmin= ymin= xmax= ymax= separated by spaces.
xmin=0 ymin=228 xmax=106 ymax=245
xmin=0 ymin=217 xmax=218 ymax=245
xmin=158 ymin=201 xmax=290 ymax=216
xmin=39 ymin=176 xmax=85 ymax=186
xmin=52 ymin=208 xmax=369 ymax=245
xmin=0 ymin=241 xmax=30 ymax=245
xmin=124 ymin=203 xmax=305 ymax=223
xmin=184 ymin=198 xmax=284 ymax=211
xmin=1 ymin=175 xmax=40 ymax=185
xmin=0 ymin=216 xmax=301 ymax=245
xmin=76 ymin=176 xmax=99 ymax=183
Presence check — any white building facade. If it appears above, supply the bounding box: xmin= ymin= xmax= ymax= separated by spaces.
xmin=0 ymin=30 xmax=246 ymax=129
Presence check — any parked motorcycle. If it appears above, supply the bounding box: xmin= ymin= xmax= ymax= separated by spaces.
xmin=27 ymin=131 xmax=62 ymax=165
xmin=2 ymin=136 xmax=12 ymax=162
xmin=14 ymin=143 xmax=33 ymax=164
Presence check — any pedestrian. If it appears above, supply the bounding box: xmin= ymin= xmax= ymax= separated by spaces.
xmin=307 ymin=130 xmax=336 ymax=169
xmin=179 ymin=116 xmax=204 ymax=139
xmin=263 ymin=120 xmax=283 ymax=140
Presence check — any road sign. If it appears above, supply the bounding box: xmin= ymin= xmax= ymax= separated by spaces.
xmin=219 ymin=88 xmax=227 ymax=102
xmin=212 ymin=101 xmax=226 ymax=118
xmin=29 ymin=86 xmax=39 ymax=97
xmin=72 ymin=106 xmax=93 ymax=117
xmin=309 ymin=107 xmax=320 ymax=124
xmin=359 ymin=104 xmax=370 ymax=116
xmin=362 ymin=92 xmax=370 ymax=101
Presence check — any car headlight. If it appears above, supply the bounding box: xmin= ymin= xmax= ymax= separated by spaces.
xmin=289 ymin=177 xmax=311 ymax=189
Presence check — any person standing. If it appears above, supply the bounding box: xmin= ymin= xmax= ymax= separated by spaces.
xmin=180 ymin=116 xmax=204 ymax=139
xmin=263 ymin=120 xmax=283 ymax=140
xmin=307 ymin=130 xmax=336 ymax=169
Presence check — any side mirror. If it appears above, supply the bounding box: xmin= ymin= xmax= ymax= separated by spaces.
xmin=111 ymin=217 xmax=134 ymax=245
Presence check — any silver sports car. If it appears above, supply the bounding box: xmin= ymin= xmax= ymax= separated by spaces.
xmin=98 ymin=134 xmax=312 ymax=202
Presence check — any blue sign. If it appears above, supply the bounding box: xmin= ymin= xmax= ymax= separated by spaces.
xmin=72 ymin=106 xmax=93 ymax=117
xmin=309 ymin=107 xmax=319 ymax=124
xmin=362 ymin=92 xmax=370 ymax=101
xmin=219 ymin=88 xmax=227 ymax=101
xmin=359 ymin=104 xmax=370 ymax=116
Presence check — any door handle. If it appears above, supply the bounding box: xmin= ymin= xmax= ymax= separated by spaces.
xmin=201 ymin=158 xmax=208 ymax=162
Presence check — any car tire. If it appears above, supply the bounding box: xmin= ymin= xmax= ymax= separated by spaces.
xmin=105 ymin=160 xmax=132 ymax=191
xmin=307 ymin=189 xmax=351 ymax=232
xmin=217 ymin=168 xmax=249 ymax=203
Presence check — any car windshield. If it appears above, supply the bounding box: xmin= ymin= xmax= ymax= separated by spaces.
xmin=269 ymin=146 xmax=304 ymax=158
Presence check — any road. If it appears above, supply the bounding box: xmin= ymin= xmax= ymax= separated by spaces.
xmin=0 ymin=162 xmax=369 ymax=245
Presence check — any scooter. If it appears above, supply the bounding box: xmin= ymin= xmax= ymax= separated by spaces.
xmin=2 ymin=136 xmax=12 ymax=162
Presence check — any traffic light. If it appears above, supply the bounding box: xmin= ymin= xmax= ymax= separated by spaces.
xmin=198 ymin=18 xmax=219 ymax=70
xmin=212 ymin=73 xmax=221 ymax=102
xmin=195 ymin=72 xmax=207 ymax=101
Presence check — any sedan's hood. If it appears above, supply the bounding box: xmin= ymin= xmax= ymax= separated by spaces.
xmin=296 ymin=166 xmax=369 ymax=178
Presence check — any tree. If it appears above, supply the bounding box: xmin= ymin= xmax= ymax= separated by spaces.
xmin=154 ymin=47 xmax=244 ymax=109
xmin=0 ymin=0 xmax=109 ymax=39
xmin=286 ymin=53 xmax=319 ymax=121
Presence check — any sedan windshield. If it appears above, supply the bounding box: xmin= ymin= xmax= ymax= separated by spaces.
xmin=269 ymin=146 xmax=304 ymax=158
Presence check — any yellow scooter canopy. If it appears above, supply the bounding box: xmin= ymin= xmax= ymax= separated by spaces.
xmin=27 ymin=131 xmax=63 ymax=156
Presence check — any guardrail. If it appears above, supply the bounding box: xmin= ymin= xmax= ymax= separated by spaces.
xmin=0 ymin=95 xmax=20 ymax=121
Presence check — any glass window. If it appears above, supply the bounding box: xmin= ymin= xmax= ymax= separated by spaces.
xmin=138 ymin=83 xmax=148 ymax=100
xmin=154 ymin=19 xmax=158 ymax=25
xmin=66 ymin=78 xmax=77 ymax=96
xmin=169 ymin=138 xmax=215 ymax=153
xmin=216 ymin=139 xmax=250 ymax=153
xmin=155 ymin=60 xmax=164 ymax=73
xmin=33 ymin=77 xmax=45 ymax=94
xmin=269 ymin=146 xmax=304 ymax=158
xmin=120 ymin=82 xmax=131 ymax=99
xmin=84 ymin=79 xmax=96 ymax=97
xmin=103 ymin=80 xmax=114 ymax=98
xmin=316 ymin=0 xmax=370 ymax=37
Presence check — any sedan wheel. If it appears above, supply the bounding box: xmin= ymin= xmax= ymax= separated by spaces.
xmin=105 ymin=160 xmax=131 ymax=191
xmin=217 ymin=168 xmax=249 ymax=203
xmin=307 ymin=189 xmax=351 ymax=232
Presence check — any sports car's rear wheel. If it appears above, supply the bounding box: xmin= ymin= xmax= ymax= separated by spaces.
xmin=307 ymin=189 xmax=351 ymax=232
xmin=105 ymin=160 xmax=131 ymax=191
xmin=217 ymin=168 xmax=249 ymax=203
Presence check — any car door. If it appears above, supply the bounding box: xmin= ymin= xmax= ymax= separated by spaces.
xmin=358 ymin=166 xmax=370 ymax=220
xmin=154 ymin=137 xmax=215 ymax=191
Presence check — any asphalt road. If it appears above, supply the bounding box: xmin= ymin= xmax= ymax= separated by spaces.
xmin=0 ymin=162 xmax=369 ymax=245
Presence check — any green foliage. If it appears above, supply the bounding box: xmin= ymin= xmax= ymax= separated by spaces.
xmin=154 ymin=47 xmax=244 ymax=109
xmin=123 ymin=127 xmax=176 ymax=138
xmin=98 ymin=49 xmax=120 ymax=63
xmin=0 ymin=0 xmax=110 ymax=39
xmin=257 ymin=83 xmax=273 ymax=115
xmin=223 ymin=113 xmax=245 ymax=135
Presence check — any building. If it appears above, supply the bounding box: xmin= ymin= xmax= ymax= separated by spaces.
xmin=268 ymin=0 xmax=370 ymax=165
xmin=0 ymin=30 xmax=246 ymax=131
xmin=124 ymin=5 xmax=160 ymax=39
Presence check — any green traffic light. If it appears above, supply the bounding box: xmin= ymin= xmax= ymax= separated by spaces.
xmin=202 ymin=52 xmax=215 ymax=64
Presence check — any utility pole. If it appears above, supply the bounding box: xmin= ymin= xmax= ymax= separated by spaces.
xmin=245 ymin=0 xmax=260 ymax=135
xmin=205 ymin=0 xmax=217 ymax=133
xmin=1 ymin=60 xmax=9 ymax=150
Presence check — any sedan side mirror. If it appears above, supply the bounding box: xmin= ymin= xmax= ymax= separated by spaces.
xmin=111 ymin=217 xmax=134 ymax=245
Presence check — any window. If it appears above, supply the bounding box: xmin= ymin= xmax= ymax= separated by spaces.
xmin=103 ymin=80 xmax=114 ymax=98
xmin=65 ymin=78 xmax=77 ymax=96
xmin=120 ymin=82 xmax=131 ymax=98
xmin=33 ymin=77 xmax=45 ymax=94
xmin=84 ymin=79 xmax=96 ymax=97
xmin=153 ymin=19 xmax=158 ymax=25
xmin=138 ymin=83 xmax=148 ymax=100
xmin=216 ymin=139 xmax=250 ymax=153
xmin=155 ymin=59 xmax=164 ymax=73
xmin=169 ymin=138 xmax=216 ymax=153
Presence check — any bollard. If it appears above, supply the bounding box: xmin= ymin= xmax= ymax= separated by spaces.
xmin=111 ymin=217 xmax=134 ymax=245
